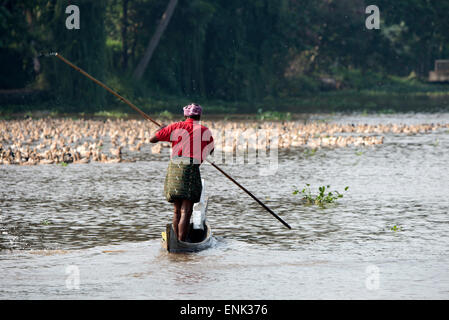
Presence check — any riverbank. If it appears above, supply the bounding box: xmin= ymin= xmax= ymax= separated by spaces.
xmin=1 ymin=78 xmax=449 ymax=119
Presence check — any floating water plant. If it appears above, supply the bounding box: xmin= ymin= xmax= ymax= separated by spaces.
xmin=304 ymin=148 xmax=317 ymax=157
xmin=293 ymin=184 xmax=349 ymax=207
xmin=390 ymin=225 xmax=403 ymax=232
xmin=60 ymin=162 xmax=68 ymax=167
xmin=433 ymin=139 xmax=439 ymax=147
xmin=355 ymin=150 xmax=364 ymax=156
xmin=40 ymin=219 xmax=52 ymax=226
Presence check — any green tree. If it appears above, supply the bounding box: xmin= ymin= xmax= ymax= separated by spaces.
xmin=0 ymin=0 xmax=37 ymax=88
xmin=43 ymin=0 xmax=107 ymax=111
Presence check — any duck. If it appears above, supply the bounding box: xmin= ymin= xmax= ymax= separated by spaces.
xmin=129 ymin=141 xmax=143 ymax=152
xmin=151 ymin=143 xmax=162 ymax=154
xmin=40 ymin=158 xmax=55 ymax=165
xmin=110 ymin=146 xmax=122 ymax=157
xmin=105 ymin=156 xmax=122 ymax=164
xmin=73 ymin=157 xmax=89 ymax=164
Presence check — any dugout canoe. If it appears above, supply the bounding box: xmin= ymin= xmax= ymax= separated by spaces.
xmin=161 ymin=221 xmax=213 ymax=253
xmin=161 ymin=179 xmax=212 ymax=253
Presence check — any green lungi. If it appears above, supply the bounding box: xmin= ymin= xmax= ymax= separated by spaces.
xmin=164 ymin=157 xmax=202 ymax=203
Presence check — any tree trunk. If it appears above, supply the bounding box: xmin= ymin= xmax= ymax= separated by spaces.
xmin=132 ymin=0 xmax=178 ymax=80
xmin=25 ymin=9 xmax=40 ymax=74
xmin=121 ymin=0 xmax=129 ymax=70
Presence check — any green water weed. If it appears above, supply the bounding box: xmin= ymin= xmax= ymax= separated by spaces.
xmin=293 ymin=184 xmax=349 ymax=207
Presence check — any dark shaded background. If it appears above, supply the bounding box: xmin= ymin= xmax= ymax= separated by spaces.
xmin=1 ymin=0 xmax=449 ymax=114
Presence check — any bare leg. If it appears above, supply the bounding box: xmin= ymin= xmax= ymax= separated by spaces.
xmin=178 ymin=199 xmax=193 ymax=241
xmin=172 ymin=199 xmax=182 ymax=238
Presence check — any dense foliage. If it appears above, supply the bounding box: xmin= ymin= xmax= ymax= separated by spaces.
xmin=1 ymin=0 xmax=449 ymax=112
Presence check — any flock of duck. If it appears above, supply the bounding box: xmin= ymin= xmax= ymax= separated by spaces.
xmin=0 ymin=118 xmax=447 ymax=166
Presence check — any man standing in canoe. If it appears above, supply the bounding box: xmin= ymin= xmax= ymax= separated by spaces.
xmin=150 ymin=103 xmax=214 ymax=241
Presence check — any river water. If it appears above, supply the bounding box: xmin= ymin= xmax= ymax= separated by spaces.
xmin=1 ymin=113 xmax=449 ymax=299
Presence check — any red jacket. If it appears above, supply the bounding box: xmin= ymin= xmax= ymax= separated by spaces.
xmin=155 ymin=118 xmax=214 ymax=163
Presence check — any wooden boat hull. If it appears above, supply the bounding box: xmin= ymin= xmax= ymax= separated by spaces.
xmin=161 ymin=222 xmax=213 ymax=253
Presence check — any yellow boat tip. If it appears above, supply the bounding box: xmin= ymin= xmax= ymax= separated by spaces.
xmin=161 ymin=231 xmax=166 ymax=242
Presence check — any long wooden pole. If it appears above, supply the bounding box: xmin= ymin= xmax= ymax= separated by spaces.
xmin=53 ymin=53 xmax=292 ymax=230
xmin=207 ymin=161 xmax=292 ymax=229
